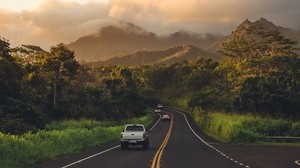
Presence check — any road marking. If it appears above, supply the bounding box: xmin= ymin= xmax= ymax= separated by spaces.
xmin=151 ymin=112 xmax=174 ymax=168
xmin=174 ymin=109 xmax=251 ymax=168
xmin=149 ymin=114 xmax=162 ymax=132
xmin=295 ymin=160 xmax=300 ymax=165
xmin=61 ymin=145 xmax=120 ymax=168
xmin=61 ymin=114 xmax=162 ymax=168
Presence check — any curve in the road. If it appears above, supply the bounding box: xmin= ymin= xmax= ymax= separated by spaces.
xmin=174 ymin=110 xmax=251 ymax=168
xmin=61 ymin=114 xmax=162 ymax=168
xmin=151 ymin=112 xmax=174 ymax=168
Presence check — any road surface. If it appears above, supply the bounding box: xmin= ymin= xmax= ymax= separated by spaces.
xmin=34 ymin=108 xmax=300 ymax=168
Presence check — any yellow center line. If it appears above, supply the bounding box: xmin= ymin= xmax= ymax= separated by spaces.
xmin=151 ymin=112 xmax=174 ymax=168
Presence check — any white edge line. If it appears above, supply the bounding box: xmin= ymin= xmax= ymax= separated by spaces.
xmin=149 ymin=113 xmax=162 ymax=132
xmin=61 ymin=113 xmax=161 ymax=168
xmin=295 ymin=160 xmax=300 ymax=165
xmin=61 ymin=145 xmax=120 ymax=168
xmin=174 ymin=110 xmax=250 ymax=168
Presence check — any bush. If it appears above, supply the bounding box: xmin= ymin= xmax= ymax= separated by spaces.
xmin=241 ymin=119 xmax=292 ymax=136
xmin=0 ymin=98 xmax=45 ymax=134
xmin=231 ymin=127 xmax=259 ymax=143
xmin=290 ymin=122 xmax=300 ymax=136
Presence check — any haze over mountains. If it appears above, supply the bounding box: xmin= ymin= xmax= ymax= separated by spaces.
xmin=67 ymin=18 xmax=300 ymax=65
xmin=67 ymin=21 xmax=222 ymax=61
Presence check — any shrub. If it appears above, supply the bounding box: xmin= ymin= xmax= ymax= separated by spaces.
xmin=231 ymin=127 xmax=259 ymax=143
xmin=290 ymin=122 xmax=300 ymax=136
xmin=241 ymin=119 xmax=292 ymax=136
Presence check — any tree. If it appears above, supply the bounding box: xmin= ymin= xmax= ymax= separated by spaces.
xmin=146 ymin=65 xmax=174 ymax=91
xmin=219 ymin=26 xmax=300 ymax=117
xmin=221 ymin=25 xmax=298 ymax=62
xmin=11 ymin=45 xmax=49 ymax=108
xmin=44 ymin=43 xmax=79 ymax=107
xmin=239 ymin=56 xmax=300 ymax=117
xmin=0 ymin=37 xmax=23 ymax=100
xmin=0 ymin=38 xmax=45 ymax=134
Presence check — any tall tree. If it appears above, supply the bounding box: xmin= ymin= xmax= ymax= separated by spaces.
xmin=219 ymin=26 xmax=300 ymax=116
xmin=0 ymin=37 xmax=22 ymax=100
xmin=0 ymin=38 xmax=44 ymax=134
xmin=44 ymin=43 xmax=79 ymax=107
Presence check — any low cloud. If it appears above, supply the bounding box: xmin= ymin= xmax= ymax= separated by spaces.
xmin=1 ymin=0 xmax=299 ymax=49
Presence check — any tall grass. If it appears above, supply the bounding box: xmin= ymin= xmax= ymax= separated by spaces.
xmin=0 ymin=113 xmax=154 ymax=168
xmin=191 ymin=110 xmax=300 ymax=143
xmin=45 ymin=119 xmax=116 ymax=130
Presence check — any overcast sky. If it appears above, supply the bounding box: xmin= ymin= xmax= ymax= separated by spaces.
xmin=1 ymin=0 xmax=299 ymax=49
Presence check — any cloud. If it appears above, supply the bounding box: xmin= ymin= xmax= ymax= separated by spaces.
xmin=1 ymin=0 xmax=113 ymax=49
xmin=0 ymin=0 xmax=299 ymax=49
xmin=104 ymin=0 xmax=300 ymax=34
xmin=20 ymin=0 xmax=112 ymax=47
xmin=22 ymin=0 xmax=109 ymax=30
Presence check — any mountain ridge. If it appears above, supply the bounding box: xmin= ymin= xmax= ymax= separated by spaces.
xmin=67 ymin=20 xmax=221 ymax=61
xmin=68 ymin=18 xmax=299 ymax=65
xmin=86 ymin=45 xmax=212 ymax=66
xmin=208 ymin=17 xmax=300 ymax=54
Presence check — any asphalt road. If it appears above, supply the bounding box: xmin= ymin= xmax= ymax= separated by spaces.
xmin=34 ymin=108 xmax=300 ymax=168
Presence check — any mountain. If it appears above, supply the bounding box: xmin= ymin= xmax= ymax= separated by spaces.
xmin=68 ymin=18 xmax=299 ymax=63
xmin=67 ymin=21 xmax=221 ymax=61
xmin=208 ymin=17 xmax=300 ymax=54
xmin=87 ymin=45 xmax=212 ymax=66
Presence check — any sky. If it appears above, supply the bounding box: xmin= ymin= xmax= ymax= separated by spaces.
xmin=0 ymin=0 xmax=300 ymax=49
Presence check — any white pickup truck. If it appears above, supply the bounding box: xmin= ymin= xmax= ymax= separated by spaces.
xmin=120 ymin=124 xmax=149 ymax=150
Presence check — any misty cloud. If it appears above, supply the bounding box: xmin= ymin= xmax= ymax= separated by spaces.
xmin=0 ymin=0 xmax=299 ymax=49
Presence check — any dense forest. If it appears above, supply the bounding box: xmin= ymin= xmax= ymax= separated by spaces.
xmin=1 ymin=25 xmax=299 ymax=135
xmin=0 ymin=39 xmax=158 ymax=134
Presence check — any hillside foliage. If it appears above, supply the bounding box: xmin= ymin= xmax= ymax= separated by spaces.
xmin=0 ymin=38 xmax=158 ymax=134
xmin=0 ymin=24 xmax=300 ymax=134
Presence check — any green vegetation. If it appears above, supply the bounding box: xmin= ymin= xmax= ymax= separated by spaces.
xmin=1 ymin=21 xmax=300 ymax=167
xmin=147 ymin=26 xmax=300 ymax=143
xmin=0 ymin=38 xmax=159 ymax=134
xmin=191 ymin=110 xmax=300 ymax=143
xmin=0 ymin=113 xmax=154 ymax=168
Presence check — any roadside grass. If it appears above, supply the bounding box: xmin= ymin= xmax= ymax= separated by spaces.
xmin=257 ymin=141 xmax=300 ymax=147
xmin=45 ymin=119 xmax=116 ymax=130
xmin=0 ymin=112 xmax=154 ymax=168
xmin=191 ymin=109 xmax=300 ymax=143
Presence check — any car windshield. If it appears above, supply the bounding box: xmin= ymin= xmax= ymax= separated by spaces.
xmin=126 ymin=126 xmax=144 ymax=131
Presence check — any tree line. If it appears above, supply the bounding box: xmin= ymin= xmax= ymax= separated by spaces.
xmin=0 ymin=39 xmax=157 ymax=134
xmin=149 ymin=26 xmax=300 ymax=119
xmin=1 ymin=25 xmax=299 ymax=134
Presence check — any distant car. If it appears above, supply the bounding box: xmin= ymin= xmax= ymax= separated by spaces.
xmin=157 ymin=104 xmax=164 ymax=109
xmin=162 ymin=114 xmax=170 ymax=121
xmin=154 ymin=109 xmax=162 ymax=113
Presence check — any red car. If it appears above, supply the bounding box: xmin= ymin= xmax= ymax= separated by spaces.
xmin=162 ymin=114 xmax=170 ymax=121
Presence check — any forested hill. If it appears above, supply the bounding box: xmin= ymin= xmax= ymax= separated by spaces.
xmin=1 ymin=17 xmax=300 ymax=136
xmin=86 ymin=45 xmax=214 ymax=66
xmin=208 ymin=17 xmax=300 ymax=54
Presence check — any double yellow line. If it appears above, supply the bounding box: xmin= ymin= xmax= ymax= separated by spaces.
xmin=151 ymin=112 xmax=174 ymax=168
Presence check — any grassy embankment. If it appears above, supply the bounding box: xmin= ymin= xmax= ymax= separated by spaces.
xmin=192 ymin=110 xmax=300 ymax=143
xmin=167 ymin=97 xmax=300 ymax=143
xmin=0 ymin=111 xmax=154 ymax=168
